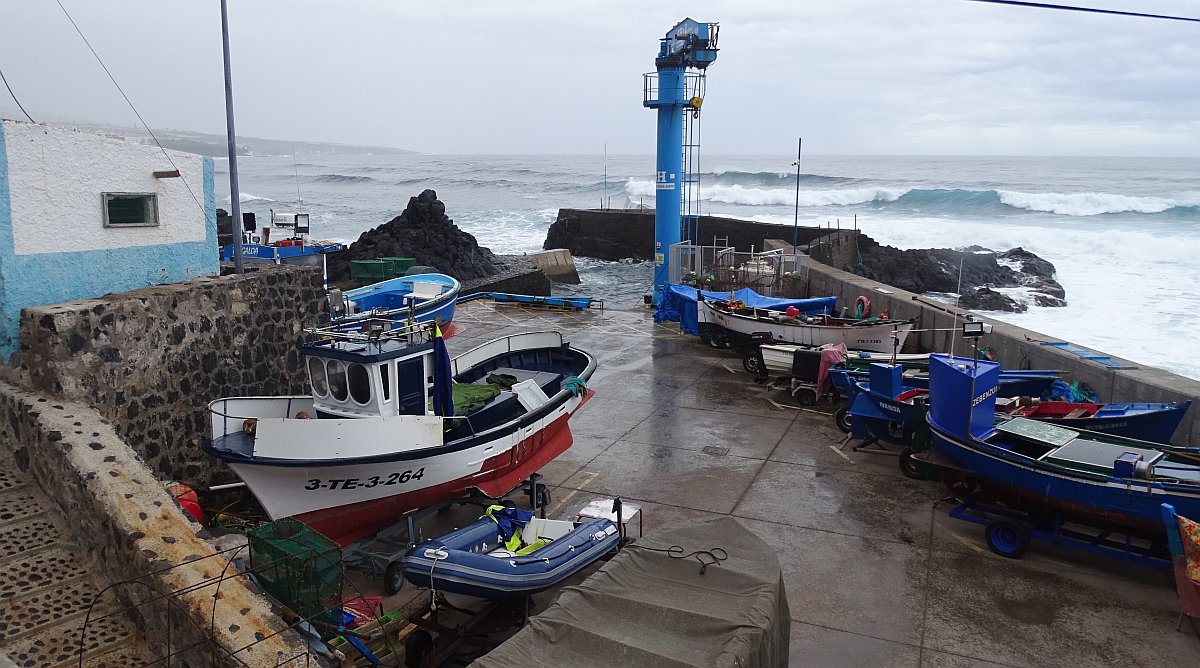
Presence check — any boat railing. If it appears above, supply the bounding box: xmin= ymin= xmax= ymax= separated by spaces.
xmin=450 ymin=331 xmax=566 ymax=377
xmin=208 ymin=396 xmax=313 ymax=439
xmin=305 ymin=318 xmax=436 ymax=345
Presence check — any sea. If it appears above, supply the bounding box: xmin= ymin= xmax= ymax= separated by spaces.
xmin=216 ymin=154 xmax=1200 ymax=381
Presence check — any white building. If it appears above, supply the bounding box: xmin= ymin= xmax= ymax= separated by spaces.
xmin=0 ymin=119 xmax=217 ymax=358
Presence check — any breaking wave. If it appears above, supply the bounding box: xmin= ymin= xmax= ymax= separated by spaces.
xmin=312 ymin=174 xmax=375 ymax=183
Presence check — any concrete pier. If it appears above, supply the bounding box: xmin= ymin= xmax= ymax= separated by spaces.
xmin=423 ymin=300 xmax=1198 ymax=666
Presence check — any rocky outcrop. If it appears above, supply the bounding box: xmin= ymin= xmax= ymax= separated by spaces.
xmin=327 ymin=189 xmax=499 ymax=283
xmin=850 ymin=237 xmax=1065 ymax=312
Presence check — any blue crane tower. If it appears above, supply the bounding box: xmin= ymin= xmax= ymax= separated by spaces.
xmin=643 ymin=19 xmax=719 ymax=304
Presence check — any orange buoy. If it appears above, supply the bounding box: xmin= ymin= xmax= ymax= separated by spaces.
xmin=853 ymin=295 xmax=871 ymax=319
xmin=166 ymin=482 xmax=204 ymax=524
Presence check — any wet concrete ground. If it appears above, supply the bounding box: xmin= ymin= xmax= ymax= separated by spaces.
xmin=358 ymin=301 xmax=1200 ymax=667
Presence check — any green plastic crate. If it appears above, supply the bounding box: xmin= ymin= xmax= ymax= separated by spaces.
xmin=350 ymin=259 xmax=389 ymax=279
xmin=249 ymin=518 xmax=342 ymax=618
xmin=380 ymin=256 xmax=416 ymax=276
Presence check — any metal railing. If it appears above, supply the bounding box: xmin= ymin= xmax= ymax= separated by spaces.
xmin=668 ymin=242 xmax=805 ymax=297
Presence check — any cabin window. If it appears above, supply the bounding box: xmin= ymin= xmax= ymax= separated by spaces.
xmin=327 ymin=360 xmax=348 ymax=401
xmin=348 ymin=363 xmax=372 ymax=405
xmin=102 ymin=193 xmax=159 ymax=227
xmin=380 ymin=363 xmax=391 ymax=401
xmin=308 ymin=357 xmax=328 ymax=397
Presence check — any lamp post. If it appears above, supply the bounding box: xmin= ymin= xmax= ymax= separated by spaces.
xmin=791 ymin=137 xmax=802 ymax=252
xmin=221 ymin=0 xmax=244 ymax=273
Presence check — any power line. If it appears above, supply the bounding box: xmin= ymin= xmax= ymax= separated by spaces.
xmin=965 ymin=0 xmax=1200 ymax=23
xmin=0 ymin=63 xmax=37 ymax=123
xmin=54 ymin=0 xmax=206 ymax=214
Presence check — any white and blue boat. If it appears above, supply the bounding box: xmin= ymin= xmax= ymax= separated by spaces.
xmin=401 ymin=507 xmax=619 ymax=599
xmin=333 ymin=273 xmax=460 ymax=333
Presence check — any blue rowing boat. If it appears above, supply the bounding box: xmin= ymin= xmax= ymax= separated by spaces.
xmin=333 ymin=273 xmax=459 ymax=333
xmin=401 ymin=506 xmax=619 ymax=599
xmin=922 ymin=355 xmax=1200 ymax=538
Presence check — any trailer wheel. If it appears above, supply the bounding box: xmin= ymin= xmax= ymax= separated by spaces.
xmin=795 ymin=388 xmax=817 ymax=406
xmin=404 ymin=630 xmax=435 ymax=668
xmin=985 ymin=520 xmax=1030 ymax=559
xmin=834 ymin=406 xmax=853 ymax=433
xmin=384 ymin=561 xmax=405 ymax=595
xmin=534 ymin=483 xmax=552 ymax=510
xmin=742 ymin=352 xmax=765 ymax=376
xmin=899 ymin=448 xmax=922 ymax=480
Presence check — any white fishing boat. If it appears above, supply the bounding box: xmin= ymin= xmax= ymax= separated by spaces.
xmin=204 ymin=324 xmax=596 ymax=547
xmin=698 ymin=298 xmax=915 ymax=353
xmin=759 ymin=344 xmax=931 ymax=376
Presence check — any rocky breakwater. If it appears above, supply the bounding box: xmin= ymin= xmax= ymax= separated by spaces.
xmin=850 ymin=235 xmax=1065 ymax=312
xmin=327 ymin=189 xmax=499 ymax=285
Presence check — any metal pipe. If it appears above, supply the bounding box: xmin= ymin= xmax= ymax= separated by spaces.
xmin=792 ymin=137 xmax=802 ymax=251
xmin=220 ymin=0 xmax=244 ymax=273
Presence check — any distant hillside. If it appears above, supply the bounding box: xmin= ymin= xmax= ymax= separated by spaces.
xmin=0 ymin=109 xmax=413 ymax=156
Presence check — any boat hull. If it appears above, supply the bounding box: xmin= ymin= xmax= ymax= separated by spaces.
xmin=334 ymin=273 xmax=460 ymax=332
xmin=926 ymin=422 xmax=1200 ymax=537
xmin=1014 ymin=402 xmax=1190 ymax=443
xmin=699 ymin=301 xmax=913 ymax=353
xmin=227 ymin=394 xmax=588 ymax=547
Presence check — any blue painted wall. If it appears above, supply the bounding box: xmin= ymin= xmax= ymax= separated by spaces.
xmin=0 ymin=128 xmax=218 ymax=359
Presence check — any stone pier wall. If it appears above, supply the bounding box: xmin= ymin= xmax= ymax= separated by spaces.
xmin=0 ymin=382 xmax=308 ymax=665
xmin=13 ymin=265 xmax=328 ymax=486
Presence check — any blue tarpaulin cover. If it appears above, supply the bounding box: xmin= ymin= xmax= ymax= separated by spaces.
xmin=654 ymin=284 xmax=838 ymax=336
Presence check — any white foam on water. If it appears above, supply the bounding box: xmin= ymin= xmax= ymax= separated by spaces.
xmin=996 ymin=190 xmax=1194 ymax=216
xmin=624 ymin=179 xmax=906 ymax=207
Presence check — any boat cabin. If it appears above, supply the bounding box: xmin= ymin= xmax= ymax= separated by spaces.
xmin=302 ymin=327 xmax=569 ymax=429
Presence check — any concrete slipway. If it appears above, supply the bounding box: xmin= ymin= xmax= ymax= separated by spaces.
xmin=408 ymin=299 xmax=1199 ymax=667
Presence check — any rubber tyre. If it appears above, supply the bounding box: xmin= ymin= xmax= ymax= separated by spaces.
xmin=834 ymin=406 xmax=852 ymax=433
xmin=985 ymin=520 xmax=1031 ymax=559
xmin=535 ymin=483 xmax=551 ymax=510
xmin=796 ymin=389 xmax=817 ymax=406
xmin=743 ymin=352 xmax=765 ymax=375
xmin=404 ymin=629 xmax=435 ymax=668
xmin=384 ymin=561 xmax=405 ymax=596
xmin=899 ymin=448 xmax=923 ymax=480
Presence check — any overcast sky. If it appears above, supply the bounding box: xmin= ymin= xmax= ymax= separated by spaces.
xmin=1 ymin=0 xmax=1197 ymax=155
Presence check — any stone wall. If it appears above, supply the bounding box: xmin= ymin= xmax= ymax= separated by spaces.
xmin=14 ymin=265 xmax=328 ymax=486
xmin=0 ymin=382 xmax=308 ymax=665
xmin=546 ymin=209 xmax=840 ymax=261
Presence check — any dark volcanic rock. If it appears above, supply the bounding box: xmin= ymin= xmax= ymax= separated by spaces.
xmin=850 ymin=236 xmax=1065 ymax=312
xmin=959 ymin=287 xmax=1028 ymax=313
xmin=326 ymin=190 xmax=499 ymax=283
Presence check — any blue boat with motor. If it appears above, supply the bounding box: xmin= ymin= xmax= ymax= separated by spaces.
xmin=401 ymin=506 xmax=620 ymax=599
xmin=918 ymin=354 xmax=1200 ymax=561
xmin=332 ymin=273 xmax=459 ymax=333
xmin=830 ymin=365 xmax=1061 ymax=405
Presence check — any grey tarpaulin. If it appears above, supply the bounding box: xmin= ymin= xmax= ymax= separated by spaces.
xmin=472 ymin=516 xmax=789 ymax=667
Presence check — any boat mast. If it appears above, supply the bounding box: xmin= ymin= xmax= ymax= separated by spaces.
xmin=220 ymin=0 xmax=245 ymax=273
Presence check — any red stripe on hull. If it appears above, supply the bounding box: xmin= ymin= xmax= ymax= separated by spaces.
xmin=295 ymin=412 xmax=578 ymax=547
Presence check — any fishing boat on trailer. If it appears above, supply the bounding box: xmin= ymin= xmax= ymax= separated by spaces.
xmin=331 ymin=273 xmax=460 ymax=333
xmin=204 ymin=323 xmax=596 ymax=547
xmin=921 ymin=354 xmax=1200 ymax=539
xmin=698 ymin=297 xmax=915 ymax=353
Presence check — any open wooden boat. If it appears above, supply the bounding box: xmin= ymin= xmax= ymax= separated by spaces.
xmin=204 ymin=326 xmax=595 ymax=547
xmin=698 ymin=298 xmax=914 ymax=353
xmin=401 ymin=507 xmax=619 ymax=599
xmin=333 ymin=273 xmax=459 ymax=333
xmin=922 ymin=355 xmax=1200 ymax=537
xmin=996 ymin=397 xmax=1191 ymax=443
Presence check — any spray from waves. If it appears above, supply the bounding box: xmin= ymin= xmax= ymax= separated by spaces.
xmin=224 ymin=193 xmax=275 ymax=204
xmin=626 ymin=178 xmax=1200 ymax=217
xmin=624 ymin=178 xmax=905 ymax=206
xmin=996 ymin=190 xmax=1200 ymax=216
